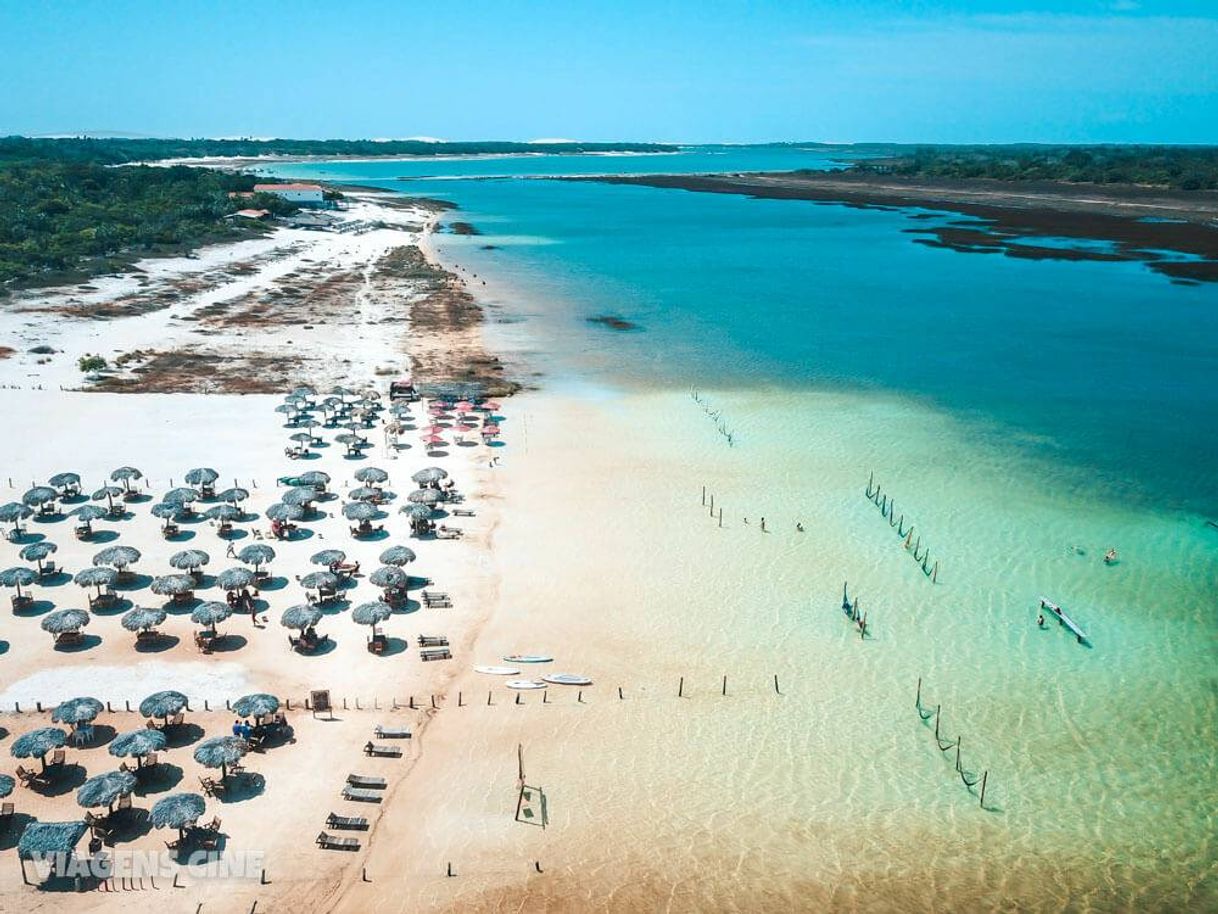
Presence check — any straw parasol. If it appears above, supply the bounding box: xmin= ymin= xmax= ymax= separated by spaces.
xmin=169 ymin=549 xmax=210 ymax=572
xmin=109 ymin=728 xmax=166 ymax=766
xmin=151 ymin=503 xmax=182 ymax=524
xmin=232 ymin=693 xmax=279 ymax=721
xmin=163 ymin=487 xmax=201 ymax=508
xmin=216 ymin=567 xmax=255 ymax=591
xmin=300 ymin=570 xmax=338 ymax=591
xmin=110 ymin=466 xmax=143 ymax=491
xmin=280 ymin=604 xmax=322 ymax=630
xmin=0 ymin=502 xmax=33 ymax=531
xmin=368 ymin=566 xmax=407 ymax=589
xmin=354 ymin=466 xmax=389 ymax=485
xmin=92 ymin=485 xmax=124 ymax=510
xmin=49 ymin=472 xmax=82 ymax=492
xmin=139 ymin=690 xmax=188 ymax=721
xmin=52 ymin=696 xmax=103 ymax=726
xmin=342 ymin=502 xmax=377 ymax=521
xmin=184 ymin=468 xmax=219 ymax=486
xmin=70 ymin=504 xmax=107 ymax=525
xmin=298 ymin=470 xmax=330 ymax=487
xmin=93 ymin=544 xmax=141 ymax=570
xmin=407 ymin=488 xmax=442 ymax=506
xmin=205 ymin=504 xmax=241 ymax=522
xmin=23 ymin=485 xmax=58 ymax=508
xmin=378 ymin=545 xmax=416 ymax=566
xmin=352 ymin=601 xmax=391 ymax=635
xmin=150 ymin=574 xmax=194 ymax=597
xmin=121 ymin=606 xmax=166 ymax=633
xmin=412 ymin=467 xmax=448 ymax=485
xmin=217 ymin=487 xmax=250 ymax=504
xmin=281 ymin=486 xmax=318 ymax=507
xmin=400 ymin=503 xmax=433 ymax=522
xmin=77 ymin=770 xmax=136 ymax=811
xmin=20 ymin=541 xmax=57 ymax=573
xmin=0 ymin=566 xmax=38 ymax=599
xmin=289 ymin=432 xmax=313 ymax=445
xmin=349 ymin=486 xmax=383 ymax=502
xmin=237 ymin=544 xmax=276 ymax=570
xmin=41 ymin=608 xmax=89 ymax=637
xmin=17 ymin=821 xmax=88 ymax=865
xmin=265 ymin=503 xmax=303 ymax=522
xmin=11 ymin=727 xmax=68 ymax=769
xmin=193 ymin=736 xmax=247 ymax=780
xmin=74 ymin=566 xmax=116 ymax=595
xmin=150 ymin=793 xmax=206 ymax=841
xmin=191 ymin=601 xmax=232 ymax=630
xmin=310 ymin=549 xmax=345 ymax=567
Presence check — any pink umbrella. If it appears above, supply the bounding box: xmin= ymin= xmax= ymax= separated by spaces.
xmin=421 ymin=434 xmax=446 ymax=445
xmin=479 ymin=401 xmax=501 ymax=411
xmin=481 ymin=425 xmax=500 ymax=436
xmin=455 ymin=400 xmax=473 ymax=411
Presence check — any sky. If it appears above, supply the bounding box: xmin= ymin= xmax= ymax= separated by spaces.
xmin=1 ymin=1 xmax=1216 ymax=144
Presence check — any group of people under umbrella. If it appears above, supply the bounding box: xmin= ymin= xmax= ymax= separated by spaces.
xmin=4 ymin=690 xmax=289 ymax=875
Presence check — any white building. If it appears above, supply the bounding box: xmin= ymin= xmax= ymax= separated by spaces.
xmin=252 ymin=183 xmax=326 ymax=205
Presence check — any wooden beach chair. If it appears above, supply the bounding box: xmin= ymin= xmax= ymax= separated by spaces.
xmin=199 ymin=776 xmax=221 ymax=796
xmin=15 ymin=765 xmax=40 ymax=787
xmin=316 ymin=831 xmax=360 ymax=850
xmin=143 ymin=752 xmax=159 ymax=769
xmin=417 ymin=634 xmax=448 ymax=647
xmin=168 ymin=711 xmax=185 ymax=727
xmin=0 ymin=801 xmax=14 ymax=829
xmin=363 ymin=741 xmax=402 ymax=758
xmin=326 ymin=812 xmax=368 ymax=830
xmin=374 ymin=725 xmax=411 ymax=740
xmin=115 ymin=793 xmax=132 ymax=813
xmin=346 ymin=774 xmax=386 ymax=789
xmin=342 ymin=786 xmax=382 ymax=802
xmin=420 ymin=647 xmax=452 ymax=661
xmin=48 ymin=749 xmax=66 ymax=768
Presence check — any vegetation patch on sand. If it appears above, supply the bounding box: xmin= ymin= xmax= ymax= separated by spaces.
xmin=90 ymin=348 xmax=312 ymax=394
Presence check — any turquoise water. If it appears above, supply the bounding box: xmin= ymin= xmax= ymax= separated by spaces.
xmin=275 ymin=148 xmax=1218 ymax=517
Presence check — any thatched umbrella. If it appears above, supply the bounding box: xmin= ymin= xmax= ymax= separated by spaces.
xmin=300 ymin=570 xmax=338 ymax=592
xmin=310 ymin=549 xmax=345 ymax=567
xmin=11 ymin=727 xmax=68 ymax=770
xmin=139 ymin=690 xmax=188 ymax=723
xmin=412 ymin=467 xmax=448 ymax=485
xmin=352 ymin=600 xmax=392 ymax=638
xmin=0 ymin=502 xmax=33 ymax=533
xmin=265 ymin=503 xmax=303 ymax=523
xmin=281 ymin=486 xmax=318 ymax=508
xmin=0 ymin=566 xmax=38 ymax=600
xmin=217 ymin=487 xmax=250 ymax=505
xmin=41 ymin=609 xmax=89 ymax=639
xmin=23 ymin=486 xmax=59 ymax=509
xmin=151 ymin=502 xmax=182 ymax=529
xmin=288 ymin=432 xmax=313 ymax=447
xmin=184 ymin=468 xmax=219 ymax=487
xmin=334 ymin=432 xmax=361 ymax=449
xmin=369 ymin=566 xmax=407 ymax=590
xmin=349 ymin=486 xmax=383 ymax=502
xmin=379 ymin=545 xmax=416 ymax=566
xmin=281 ymin=604 xmax=322 ymax=630
xmin=342 ymin=502 xmax=377 ymax=522
xmin=49 ymin=472 xmax=82 ymax=496
xmin=93 ymin=544 xmax=141 ymax=571
xmin=232 ymin=693 xmax=279 ymax=723
xmin=74 ymin=565 xmax=116 ymax=597
xmin=92 ymin=485 xmax=124 ymax=511
xmin=109 ymin=728 xmax=166 ymax=767
xmin=298 ymin=470 xmax=330 ymax=489
xmin=151 ymin=574 xmax=195 ymax=598
xmin=17 ymin=821 xmax=88 ymax=878
xmin=52 ymin=696 xmax=103 ymax=727
xmin=69 ymin=504 xmax=107 ymax=534
xmin=354 ymin=466 xmax=389 ymax=485
xmin=237 ymin=544 xmax=275 ymax=571
xmin=110 ymin=466 xmax=143 ymax=493
xmin=169 ymin=549 xmax=210 ymax=573
xmin=20 ymin=541 xmax=57 ymax=575
xmin=205 ymin=504 xmax=241 ymax=523
xmin=151 ymin=793 xmax=206 ymax=843
xmin=193 ymin=736 xmax=247 ymax=780
xmin=191 ymin=601 xmax=232 ymax=632
xmin=163 ymin=487 xmax=201 ymax=507
xmin=216 ymin=567 xmax=255 ymax=591
xmin=77 ymin=769 xmax=136 ymax=812
xmin=407 ymin=488 xmax=442 ymax=506
xmin=121 ymin=606 xmax=166 ymax=634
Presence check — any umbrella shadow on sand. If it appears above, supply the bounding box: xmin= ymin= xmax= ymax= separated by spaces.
xmin=9 ymin=531 xmax=46 ymax=546
xmin=30 ymin=764 xmax=87 ymax=797
xmin=164 ymin=723 xmax=205 ymax=750
xmin=258 ymin=576 xmax=289 ymax=592
xmin=54 ymin=634 xmax=101 ymax=653
xmin=83 ymin=724 xmax=117 ymax=749
xmin=209 ymin=635 xmax=248 ymax=653
xmin=133 ymin=763 xmax=184 ymax=797
xmin=0 ymin=641 xmax=8 ymax=655
xmin=115 ymin=573 xmax=153 ymax=592
xmin=108 ymin=807 xmax=153 ymax=843
xmin=87 ymin=530 xmax=120 ymax=544
xmin=379 ymin=636 xmax=409 ymax=657
xmin=165 ymin=530 xmax=197 ymax=542
xmin=134 ymin=634 xmax=180 ymax=654
xmin=16 ymin=600 xmax=55 ymax=618
xmin=0 ymin=813 xmax=35 ymax=851
xmin=218 ymin=772 xmax=265 ymax=804
xmin=39 ymin=571 xmax=72 ymax=588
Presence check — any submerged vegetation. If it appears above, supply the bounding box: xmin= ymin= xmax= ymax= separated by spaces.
xmin=848 ymin=144 xmax=1218 ymax=190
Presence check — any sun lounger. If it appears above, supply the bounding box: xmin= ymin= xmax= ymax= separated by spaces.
xmin=342 ymin=786 xmax=382 ymax=802
xmin=375 ymin=725 xmax=411 ymax=739
xmin=169 ymin=711 xmax=185 ymax=727
xmin=199 ymin=776 xmax=221 ymax=796
xmin=15 ymin=765 xmax=40 ymax=786
xmin=317 ymin=831 xmax=360 ymax=850
xmin=326 ymin=812 xmax=368 ymax=830
xmin=421 ymin=590 xmax=452 ymax=608
xmin=346 ymin=774 xmax=387 ymax=789
xmin=162 ymin=523 xmax=180 ymax=538
xmin=48 ymin=749 xmax=66 ymax=767
xmin=116 ymin=793 xmax=132 ymax=812
xmin=56 ymin=630 xmax=84 ymax=646
xmin=420 ymin=647 xmax=452 ymax=661
xmin=136 ymin=629 xmax=161 ymax=643
xmin=364 ymin=741 xmax=402 ymax=758
xmin=417 ymin=635 xmax=448 ymax=647
xmin=451 ymin=509 xmax=475 ymax=517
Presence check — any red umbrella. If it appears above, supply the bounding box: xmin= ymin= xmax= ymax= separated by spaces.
xmin=455 ymin=400 xmax=473 ymax=411
xmin=480 ymin=425 xmax=500 ymax=437
xmin=479 ymin=401 xmax=501 ymax=411
xmin=421 ymin=434 xmax=446 ymax=445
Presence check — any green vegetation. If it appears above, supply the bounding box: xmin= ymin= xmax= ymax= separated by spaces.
xmin=849 ymin=145 xmax=1218 ymax=190
xmin=77 ymin=354 xmax=107 ymax=372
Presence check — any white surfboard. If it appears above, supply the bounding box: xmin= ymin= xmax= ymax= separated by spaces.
xmin=475 ymin=665 xmax=519 ymax=676
xmin=503 ymin=654 xmax=553 ymax=664
xmin=542 ymin=673 xmax=593 ymax=686
xmin=505 ymin=679 xmax=547 ymax=690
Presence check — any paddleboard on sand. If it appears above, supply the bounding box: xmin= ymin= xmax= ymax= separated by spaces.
xmin=542 ymin=673 xmax=593 ymax=686
xmin=503 ymin=654 xmax=553 ymax=664
xmin=505 ymin=679 xmax=547 ymax=690
xmin=475 ymin=665 xmax=519 ymax=676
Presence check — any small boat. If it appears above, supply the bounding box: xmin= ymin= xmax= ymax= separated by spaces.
xmin=504 ymin=654 xmax=553 ymax=664
xmin=474 ymin=665 xmax=519 ymax=676
xmin=1039 ymin=598 xmax=1089 ymax=644
xmin=505 ymin=679 xmax=547 ymax=690
xmin=542 ymin=673 xmax=592 ymax=686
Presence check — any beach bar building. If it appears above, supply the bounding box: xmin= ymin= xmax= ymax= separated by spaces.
xmin=253 ymin=183 xmax=326 ymax=205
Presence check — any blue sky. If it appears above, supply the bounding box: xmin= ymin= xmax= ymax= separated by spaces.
xmin=1 ymin=1 xmax=1215 ymax=143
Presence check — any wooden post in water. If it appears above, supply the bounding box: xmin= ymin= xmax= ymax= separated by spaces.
xmin=955 ymin=736 xmax=962 ymax=772
xmin=859 ymin=612 xmax=867 ymax=639
xmin=678 ymin=676 xmax=684 ymax=697
xmin=934 ymin=704 xmax=942 ymax=741
xmin=773 ymin=674 xmax=780 ymax=695
xmin=932 ymin=561 xmax=939 ymax=584
xmin=915 ymin=676 xmax=922 ymax=708
xmin=701 ymin=485 xmax=706 ymax=506
xmin=718 ymin=507 xmax=723 ymax=528
xmin=709 ymin=493 xmax=714 ymax=514
xmin=722 ymin=675 xmax=728 ymax=696
xmin=979 ymin=770 xmax=988 ymax=808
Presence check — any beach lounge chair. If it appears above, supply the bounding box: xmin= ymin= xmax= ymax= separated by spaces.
xmin=162 ymin=522 xmax=180 ymax=538
xmin=0 ymin=801 xmax=13 ymax=829
xmin=346 ymin=774 xmax=387 ymax=789
xmin=420 ymin=647 xmax=452 ymax=661
xmin=15 ymin=765 xmax=40 ymax=787
xmin=199 ymin=776 xmax=221 ymax=796
xmin=326 ymin=812 xmax=368 ymax=830
xmin=364 ymin=741 xmax=402 ymax=758
xmin=168 ymin=711 xmax=185 ymax=727
xmin=74 ymin=524 xmax=93 ymax=541
xmin=136 ymin=629 xmax=161 ymax=644
xmin=38 ymin=560 xmax=58 ymax=577
xmin=342 ymin=786 xmax=382 ymax=802
xmin=143 ymin=752 xmax=159 ymax=769
xmin=11 ymin=594 xmax=33 ymax=612
xmin=452 ymin=508 xmax=475 ymax=517
xmin=374 ymin=725 xmax=411 ymax=739
xmin=316 ymin=831 xmax=360 ymax=851
xmin=417 ymin=635 xmax=448 ymax=647
xmin=116 ymin=793 xmax=132 ymax=813
xmin=48 ymin=749 xmax=66 ymax=768
xmin=56 ymin=630 xmax=84 ymax=647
